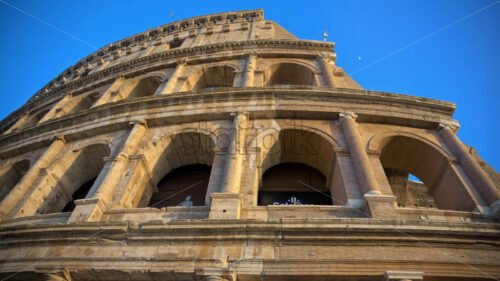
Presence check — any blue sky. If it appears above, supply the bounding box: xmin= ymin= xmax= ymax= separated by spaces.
xmin=0 ymin=0 xmax=499 ymax=171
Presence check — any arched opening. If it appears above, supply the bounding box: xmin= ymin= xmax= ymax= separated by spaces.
xmin=145 ymin=132 xmax=217 ymax=208
xmin=148 ymin=164 xmax=211 ymax=208
xmin=0 ymin=160 xmax=30 ymax=202
xmin=259 ymin=162 xmax=331 ymax=205
xmin=258 ymin=128 xmax=341 ymax=206
xmin=39 ymin=143 xmax=110 ymax=214
xmin=128 ymin=76 xmax=163 ymax=98
xmin=68 ymin=92 xmax=100 ymax=114
xmin=379 ymin=135 xmax=477 ymax=211
xmin=189 ymin=66 xmax=235 ymax=90
xmin=22 ymin=109 xmax=50 ymax=128
xmin=266 ymin=63 xmax=315 ymax=86
xmin=61 ymin=177 xmax=96 ymax=212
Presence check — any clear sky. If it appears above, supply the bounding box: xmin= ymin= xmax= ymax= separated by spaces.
xmin=0 ymin=0 xmax=499 ymax=171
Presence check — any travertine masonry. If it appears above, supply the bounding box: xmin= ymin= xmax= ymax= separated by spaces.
xmin=0 ymin=9 xmax=498 ymax=281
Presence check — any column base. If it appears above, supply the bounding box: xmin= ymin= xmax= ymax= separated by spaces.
xmin=361 ymin=193 xmax=397 ymax=218
xmin=209 ymin=193 xmax=241 ymax=219
xmin=67 ymin=198 xmax=106 ymax=223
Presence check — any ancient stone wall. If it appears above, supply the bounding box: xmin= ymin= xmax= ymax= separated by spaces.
xmin=0 ymin=9 xmax=498 ymax=281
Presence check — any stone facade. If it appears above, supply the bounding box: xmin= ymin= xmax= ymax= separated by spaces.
xmin=0 ymin=9 xmax=499 ymax=281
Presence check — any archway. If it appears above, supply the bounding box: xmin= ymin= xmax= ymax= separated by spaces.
xmin=379 ymin=135 xmax=477 ymax=211
xmin=266 ymin=63 xmax=315 ymax=86
xmin=259 ymin=162 xmax=331 ymax=205
xmin=258 ymin=128 xmax=341 ymax=206
xmin=128 ymin=76 xmax=163 ymax=98
xmin=148 ymin=164 xmax=211 ymax=208
xmin=146 ymin=132 xmax=217 ymax=208
xmin=40 ymin=143 xmax=110 ymax=214
xmin=0 ymin=160 xmax=30 ymax=202
xmin=188 ymin=66 xmax=236 ymax=90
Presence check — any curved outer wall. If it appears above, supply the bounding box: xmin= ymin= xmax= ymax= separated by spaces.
xmin=0 ymin=9 xmax=499 ymax=281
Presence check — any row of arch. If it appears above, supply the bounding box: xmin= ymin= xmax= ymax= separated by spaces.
xmin=0 ymin=126 xmax=484 ymax=218
xmin=5 ymin=61 xmax=318 ymax=134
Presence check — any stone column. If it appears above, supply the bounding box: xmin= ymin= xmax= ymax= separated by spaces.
xmin=0 ymin=135 xmax=65 ymax=220
xmin=242 ymin=53 xmax=257 ymax=87
xmin=221 ymin=112 xmax=248 ymax=193
xmin=339 ymin=112 xmax=380 ymax=195
xmin=317 ymin=52 xmax=336 ymax=87
xmin=39 ymin=94 xmax=73 ymax=123
xmin=209 ymin=113 xmax=247 ymax=219
xmin=158 ymin=60 xmax=187 ymax=95
xmin=439 ymin=124 xmax=500 ymax=216
xmin=68 ymin=121 xmax=147 ymax=222
xmin=92 ymin=75 xmax=125 ymax=107
xmin=340 ymin=112 xmax=397 ymax=218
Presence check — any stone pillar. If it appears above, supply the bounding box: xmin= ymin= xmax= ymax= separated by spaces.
xmin=340 ymin=112 xmax=397 ymax=218
xmin=439 ymin=124 xmax=500 ymax=216
xmin=92 ymin=75 xmax=125 ymax=107
xmin=0 ymin=135 xmax=65 ymax=220
xmin=209 ymin=113 xmax=247 ymax=219
xmin=221 ymin=112 xmax=248 ymax=193
xmin=317 ymin=52 xmax=336 ymax=87
xmin=158 ymin=60 xmax=187 ymax=95
xmin=3 ymin=113 xmax=29 ymax=135
xmin=39 ymin=94 xmax=73 ymax=123
xmin=242 ymin=53 xmax=257 ymax=87
xmin=384 ymin=271 xmax=423 ymax=281
xmin=339 ymin=112 xmax=380 ymax=195
xmin=68 ymin=121 xmax=147 ymax=222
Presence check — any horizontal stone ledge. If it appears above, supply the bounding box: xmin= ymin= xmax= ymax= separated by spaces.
xmin=0 ymin=88 xmax=457 ymax=156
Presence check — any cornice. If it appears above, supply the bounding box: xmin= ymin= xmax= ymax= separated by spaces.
xmin=0 ymin=39 xmax=334 ymax=132
xmin=0 ymin=87 xmax=456 ymax=157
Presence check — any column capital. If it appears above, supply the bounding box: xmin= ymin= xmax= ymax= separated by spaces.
xmin=176 ymin=59 xmax=188 ymax=65
xmin=438 ymin=121 xmax=460 ymax=133
xmin=384 ymin=270 xmax=424 ymax=281
xmin=247 ymin=52 xmax=258 ymax=58
xmin=317 ymin=51 xmax=337 ymax=63
xmin=51 ymin=134 xmax=66 ymax=143
xmin=230 ymin=111 xmax=248 ymax=119
xmin=339 ymin=112 xmax=358 ymax=121
xmin=130 ymin=119 xmax=148 ymax=128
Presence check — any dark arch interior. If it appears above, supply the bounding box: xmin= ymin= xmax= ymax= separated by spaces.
xmin=193 ymin=66 xmax=235 ymax=90
xmin=128 ymin=76 xmax=163 ymax=98
xmin=266 ymin=63 xmax=314 ymax=86
xmin=149 ymin=164 xmax=211 ymax=208
xmin=61 ymin=177 xmax=96 ymax=212
xmin=258 ymin=162 xmax=331 ymax=206
xmin=0 ymin=160 xmax=30 ymax=201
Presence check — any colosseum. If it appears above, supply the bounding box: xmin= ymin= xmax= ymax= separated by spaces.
xmin=0 ymin=9 xmax=498 ymax=281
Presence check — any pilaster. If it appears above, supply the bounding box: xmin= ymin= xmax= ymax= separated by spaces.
xmin=242 ymin=53 xmax=257 ymax=87
xmin=317 ymin=52 xmax=336 ymax=87
xmin=158 ymin=60 xmax=187 ymax=95
xmin=68 ymin=121 xmax=147 ymax=222
xmin=0 ymin=135 xmax=65 ymax=220
xmin=439 ymin=123 xmax=500 ymax=217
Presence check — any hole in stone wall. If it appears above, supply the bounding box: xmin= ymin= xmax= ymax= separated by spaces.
xmin=148 ymin=164 xmax=211 ymax=208
xmin=61 ymin=177 xmax=96 ymax=212
xmin=128 ymin=76 xmax=163 ymax=98
xmin=192 ymin=66 xmax=235 ymax=90
xmin=266 ymin=63 xmax=315 ymax=86
xmin=258 ymin=163 xmax=332 ymax=206
xmin=384 ymin=168 xmax=436 ymax=208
